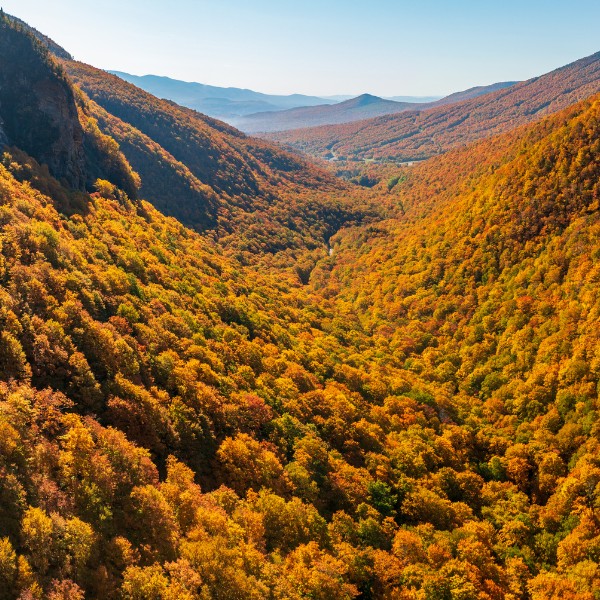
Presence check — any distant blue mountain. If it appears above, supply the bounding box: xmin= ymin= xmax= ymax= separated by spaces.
xmin=109 ymin=72 xmax=519 ymax=134
xmin=384 ymin=95 xmax=442 ymax=103
xmin=108 ymin=72 xmax=337 ymax=120
xmin=231 ymin=83 xmax=519 ymax=134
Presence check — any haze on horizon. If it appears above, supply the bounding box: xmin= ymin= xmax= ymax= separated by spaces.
xmin=3 ymin=0 xmax=600 ymax=98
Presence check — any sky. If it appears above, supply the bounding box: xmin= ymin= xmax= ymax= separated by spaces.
xmin=3 ymin=0 xmax=600 ymax=97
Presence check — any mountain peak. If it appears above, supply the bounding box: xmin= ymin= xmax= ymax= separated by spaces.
xmin=268 ymin=49 xmax=600 ymax=160
xmin=345 ymin=93 xmax=385 ymax=106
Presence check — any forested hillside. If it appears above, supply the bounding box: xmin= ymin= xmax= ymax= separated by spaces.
xmin=233 ymin=83 xmax=518 ymax=134
xmin=1 ymin=16 xmax=379 ymax=262
xmin=313 ymin=95 xmax=600 ymax=597
xmin=64 ymin=61 xmax=378 ymax=263
xmin=1 ymin=11 xmax=600 ymax=600
xmin=266 ymin=51 xmax=600 ymax=162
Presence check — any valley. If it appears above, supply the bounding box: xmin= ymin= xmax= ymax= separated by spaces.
xmin=0 ymin=9 xmax=599 ymax=600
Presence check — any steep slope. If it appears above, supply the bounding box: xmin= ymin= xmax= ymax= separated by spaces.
xmin=0 ymin=15 xmax=139 ymax=198
xmin=0 ymin=17 xmax=85 ymax=189
xmin=64 ymin=61 xmax=377 ymax=261
xmin=6 ymin=13 xmax=73 ymax=60
xmin=109 ymin=71 xmax=336 ymax=120
xmin=307 ymin=94 xmax=600 ymax=597
xmin=234 ymin=83 xmax=518 ymax=134
xmin=66 ymin=62 xmax=329 ymax=198
xmin=267 ymin=51 xmax=600 ymax=161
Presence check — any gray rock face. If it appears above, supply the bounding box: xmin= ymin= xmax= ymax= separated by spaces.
xmin=31 ymin=76 xmax=87 ymax=187
xmin=0 ymin=17 xmax=86 ymax=188
xmin=0 ymin=118 xmax=8 ymax=146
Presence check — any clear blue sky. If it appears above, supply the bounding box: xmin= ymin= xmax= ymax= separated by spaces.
xmin=3 ymin=0 xmax=599 ymax=97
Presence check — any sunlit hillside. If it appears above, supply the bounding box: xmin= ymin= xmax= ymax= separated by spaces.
xmin=0 ymin=9 xmax=600 ymax=600
xmin=267 ymin=51 xmax=600 ymax=163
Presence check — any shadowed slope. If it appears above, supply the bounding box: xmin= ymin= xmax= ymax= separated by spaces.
xmin=64 ymin=62 xmax=381 ymax=261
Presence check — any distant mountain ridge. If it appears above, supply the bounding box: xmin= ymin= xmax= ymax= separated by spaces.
xmin=109 ymin=71 xmax=515 ymax=134
xmin=232 ymin=93 xmax=418 ymax=133
xmin=106 ymin=72 xmax=519 ymax=134
xmin=105 ymin=74 xmax=450 ymax=125
xmin=108 ymin=71 xmax=338 ymax=120
xmin=431 ymin=81 xmax=518 ymax=106
xmin=233 ymin=82 xmax=519 ymax=134
xmin=266 ymin=51 xmax=600 ymax=161
xmin=384 ymin=95 xmax=441 ymax=102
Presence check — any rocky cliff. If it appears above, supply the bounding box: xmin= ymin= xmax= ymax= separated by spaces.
xmin=0 ymin=15 xmax=86 ymax=188
xmin=0 ymin=15 xmax=139 ymax=198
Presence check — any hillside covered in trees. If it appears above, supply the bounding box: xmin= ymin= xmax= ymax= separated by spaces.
xmin=232 ymin=83 xmax=518 ymax=135
xmin=266 ymin=51 xmax=600 ymax=162
xmin=0 ymin=16 xmax=375 ymax=266
xmin=64 ymin=61 xmax=385 ymax=267
xmin=1 ymin=11 xmax=600 ymax=600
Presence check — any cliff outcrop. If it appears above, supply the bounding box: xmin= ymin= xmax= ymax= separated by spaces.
xmin=0 ymin=15 xmax=86 ymax=188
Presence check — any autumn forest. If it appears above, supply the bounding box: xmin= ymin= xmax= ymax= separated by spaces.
xmin=0 ymin=10 xmax=599 ymax=600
